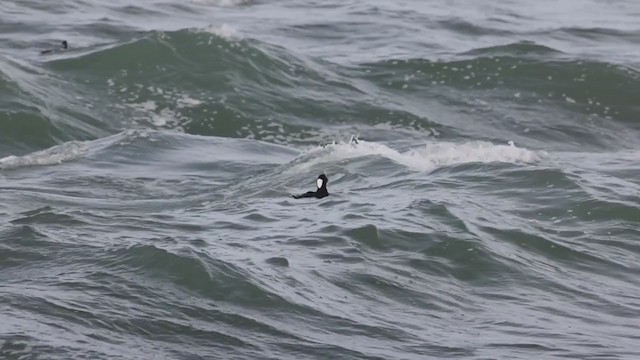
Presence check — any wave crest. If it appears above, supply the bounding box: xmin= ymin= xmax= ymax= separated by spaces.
xmin=298 ymin=138 xmax=542 ymax=172
xmin=0 ymin=141 xmax=87 ymax=170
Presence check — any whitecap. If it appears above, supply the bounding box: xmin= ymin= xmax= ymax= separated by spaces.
xmin=0 ymin=141 xmax=88 ymax=170
xmin=296 ymin=138 xmax=542 ymax=172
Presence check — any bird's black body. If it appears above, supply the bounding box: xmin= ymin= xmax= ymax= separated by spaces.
xmin=292 ymin=174 xmax=329 ymax=199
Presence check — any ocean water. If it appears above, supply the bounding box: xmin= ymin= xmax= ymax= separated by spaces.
xmin=1 ymin=0 xmax=640 ymax=359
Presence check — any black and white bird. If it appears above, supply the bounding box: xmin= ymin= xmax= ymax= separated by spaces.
xmin=291 ymin=174 xmax=329 ymax=199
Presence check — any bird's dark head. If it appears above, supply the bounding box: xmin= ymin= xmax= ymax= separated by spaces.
xmin=316 ymin=174 xmax=328 ymax=189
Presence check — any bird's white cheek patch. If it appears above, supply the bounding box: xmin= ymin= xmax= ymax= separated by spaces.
xmin=317 ymin=179 xmax=323 ymax=188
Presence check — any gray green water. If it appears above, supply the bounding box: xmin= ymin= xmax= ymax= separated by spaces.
xmin=1 ymin=0 xmax=640 ymax=359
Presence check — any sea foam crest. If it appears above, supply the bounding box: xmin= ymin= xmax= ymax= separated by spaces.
xmin=0 ymin=141 xmax=87 ymax=170
xmin=198 ymin=24 xmax=239 ymax=39
xmin=191 ymin=0 xmax=246 ymax=6
xmin=303 ymin=138 xmax=541 ymax=171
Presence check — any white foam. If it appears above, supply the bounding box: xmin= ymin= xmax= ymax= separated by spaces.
xmin=198 ymin=24 xmax=238 ymax=39
xmin=150 ymin=108 xmax=180 ymax=127
xmin=128 ymin=100 xmax=157 ymax=112
xmin=299 ymin=138 xmax=542 ymax=172
xmin=191 ymin=0 xmax=246 ymax=6
xmin=0 ymin=141 xmax=87 ymax=170
xmin=125 ymin=101 xmax=185 ymax=129
xmin=176 ymin=95 xmax=203 ymax=108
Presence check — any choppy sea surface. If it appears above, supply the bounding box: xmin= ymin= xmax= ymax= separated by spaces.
xmin=1 ymin=1 xmax=640 ymax=359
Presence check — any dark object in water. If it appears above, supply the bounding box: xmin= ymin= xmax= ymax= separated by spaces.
xmin=292 ymin=174 xmax=329 ymax=199
xmin=40 ymin=40 xmax=68 ymax=55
